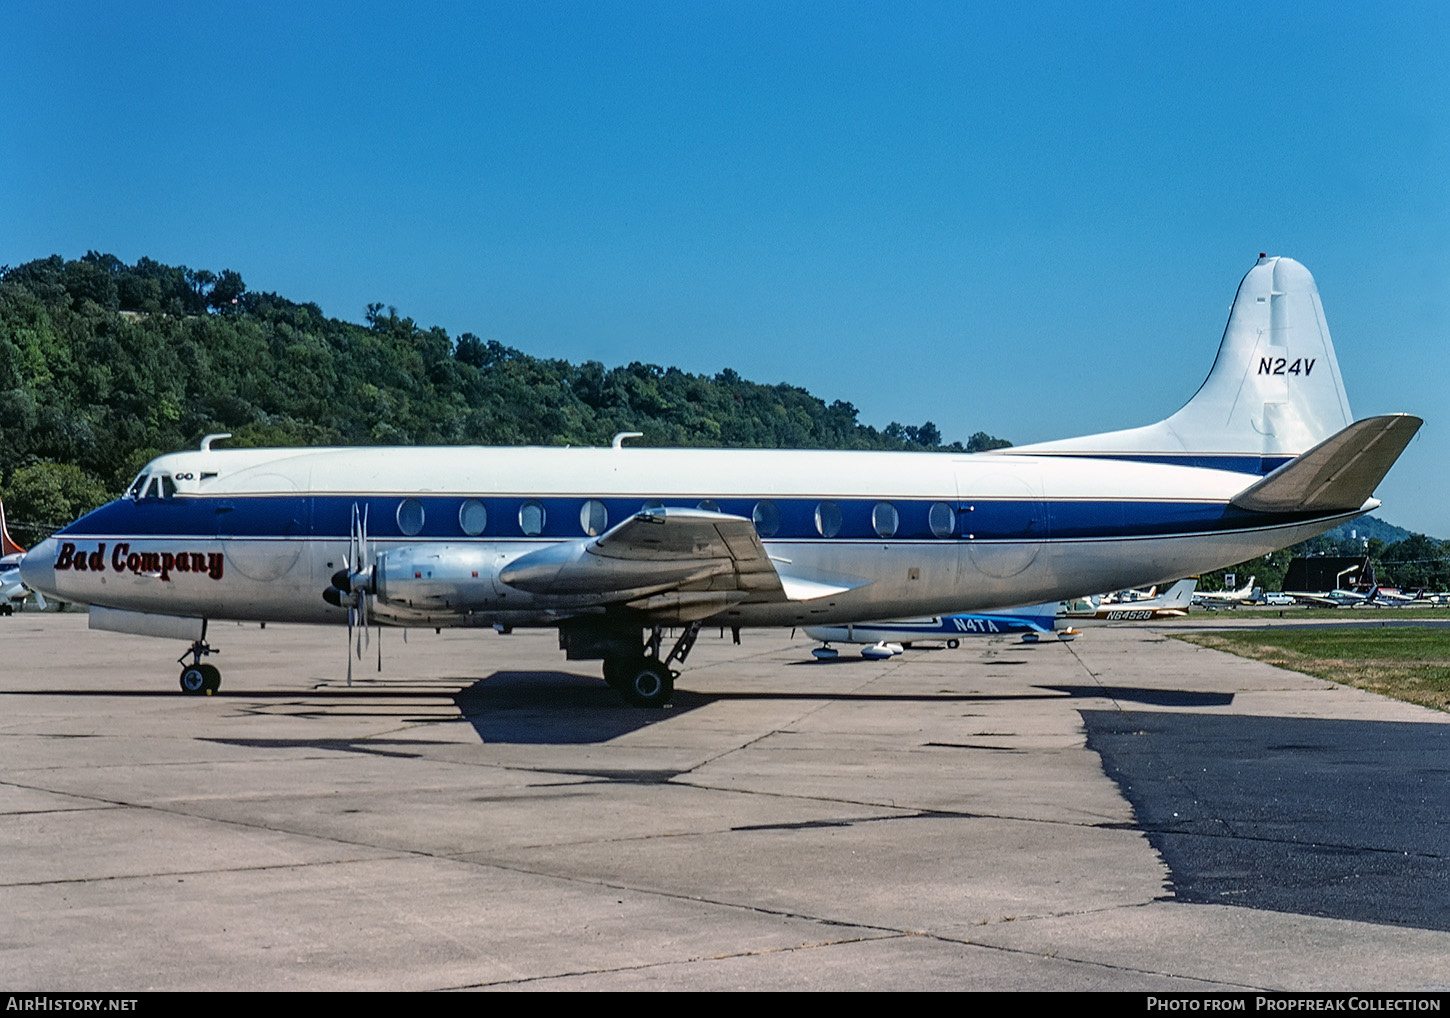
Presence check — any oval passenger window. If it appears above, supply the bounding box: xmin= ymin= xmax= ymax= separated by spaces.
xmin=519 ymin=500 xmax=546 ymax=536
xmin=459 ymin=499 xmax=487 ymax=536
xmin=397 ymin=498 xmax=425 ymax=536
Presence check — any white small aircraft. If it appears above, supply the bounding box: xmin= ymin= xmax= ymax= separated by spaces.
xmin=1192 ymin=575 xmax=1259 ymax=608
xmin=1062 ymin=578 xmax=1199 ymax=621
xmin=20 ymin=256 xmax=1422 ymax=705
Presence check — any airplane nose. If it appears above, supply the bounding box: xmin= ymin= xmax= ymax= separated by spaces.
xmin=18 ymin=539 xmax=58 ymax=598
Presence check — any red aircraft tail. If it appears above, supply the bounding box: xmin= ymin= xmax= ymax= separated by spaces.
xmin=0 ymin=498 xmax=25 ymax=557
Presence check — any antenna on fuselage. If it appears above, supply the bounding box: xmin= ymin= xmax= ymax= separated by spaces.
xmin=611 ymin=431 xmax=643 ymax=449
xmin=199 ymin=433 xmax=232 ymax=452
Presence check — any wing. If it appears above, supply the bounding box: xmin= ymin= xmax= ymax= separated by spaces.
xmin=498 ymin=508 xmax=867 ymax=619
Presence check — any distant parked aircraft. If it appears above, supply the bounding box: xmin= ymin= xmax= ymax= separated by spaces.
xmin=1192 ymin=576 xmax=1259 ymax=608
xmin=1062 ymin=579 xmax=1198 ymax=621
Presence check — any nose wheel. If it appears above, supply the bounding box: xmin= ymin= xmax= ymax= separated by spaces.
xmin=179 ymin=663 xmax=221 ymax=695
xmin=177 ymin=637 xmax=221 ymax=695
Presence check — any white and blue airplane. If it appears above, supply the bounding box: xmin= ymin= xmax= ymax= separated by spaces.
xmin=20 ymin=256 xmax=1421 ymax=705
xmin=805 ymin=603 xmax=1071 ymax=659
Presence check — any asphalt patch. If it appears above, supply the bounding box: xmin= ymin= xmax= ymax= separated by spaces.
xmin=1082 ymin=710 xmax=1450 ymax=931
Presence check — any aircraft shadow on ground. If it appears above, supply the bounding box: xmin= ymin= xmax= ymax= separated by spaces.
xmin=451 ymin=673 xmax=1242 ymax=744
xmin=1083 ymin=709 xmax=1450 ymax=932
xmin=1041 ymin=685 xmax=1235 ymax=707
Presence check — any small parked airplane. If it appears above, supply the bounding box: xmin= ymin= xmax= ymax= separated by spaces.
xmin=0 ymin=500 xmax=40 ymax=615
xmin=1371 ymin=587 xmax=1430 ymax=606
xmin=1285 ymin=586 xmax=1381 ymax=608
xmin=20 ymin=256 xmax=1421 ymax=705
xmin=1191 ymin=575 xmax=1259 ymax=608
xmin=804 ymin=603 xmax=1072 ymax=658
xmin=1061 ymin=578 xmax=1198 ymax=621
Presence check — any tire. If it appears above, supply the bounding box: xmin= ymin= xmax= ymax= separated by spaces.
xmin=618 ymin=658 xmax=673 ymax=708
xmin=946 ymin=639 xmax=959 ymax=649
xmin=199 ymin=664 xmax=221 ymax=694
xmin=179 ymin=665 xmax=208 ymax=695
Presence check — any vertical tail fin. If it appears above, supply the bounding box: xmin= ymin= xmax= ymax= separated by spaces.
xmin=1161 ymin=578 xmax=1198 ymax=608
xmin=1014 ymin=256 xmax=1354 ymax=465
xmin=0 ymin=499 xmax=24 ymax=557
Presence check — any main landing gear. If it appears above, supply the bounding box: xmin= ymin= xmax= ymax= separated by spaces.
xmin=177 ymin=638 xmax=221 ymax=695
xmin=600 ymin=622 xmax=701 ymax=708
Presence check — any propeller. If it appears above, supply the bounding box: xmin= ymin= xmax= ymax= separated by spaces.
xmin=322 ymin=503 xmax=375 ymax=684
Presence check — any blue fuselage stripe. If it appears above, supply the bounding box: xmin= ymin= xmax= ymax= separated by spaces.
xmin=58 ymin=494 xmax=1329 ymax=544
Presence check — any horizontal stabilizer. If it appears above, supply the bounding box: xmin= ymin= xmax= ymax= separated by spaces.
xmin=1229 ymin=414 xmax=1421 ymax=513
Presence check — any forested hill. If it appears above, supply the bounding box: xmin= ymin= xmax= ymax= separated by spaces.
xmin=0 ymin=253 xmax=1009 ymax=540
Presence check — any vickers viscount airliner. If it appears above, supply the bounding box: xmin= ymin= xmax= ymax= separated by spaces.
xmin=21 ymin=256 xmax=1421 ymax=705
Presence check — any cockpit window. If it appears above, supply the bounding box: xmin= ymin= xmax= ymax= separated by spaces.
xmin=132 ymin=473 xmax=177 ymax=500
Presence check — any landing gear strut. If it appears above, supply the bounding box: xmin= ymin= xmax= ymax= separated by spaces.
xmin=177 ymin=636 xmax=221 ymax=695
xmin=601 ymin=622 xmax=700 ymax=708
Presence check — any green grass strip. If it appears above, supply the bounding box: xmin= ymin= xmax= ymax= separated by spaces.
xmin=1177 ymin=627 xmax=1450 ymax=712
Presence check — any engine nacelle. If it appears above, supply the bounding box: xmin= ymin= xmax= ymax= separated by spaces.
xmin=374 ymin=544 xmax=503 ymax=611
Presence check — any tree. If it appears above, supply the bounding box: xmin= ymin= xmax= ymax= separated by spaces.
xmin=1 ymin=462 xmax=111 ymax=543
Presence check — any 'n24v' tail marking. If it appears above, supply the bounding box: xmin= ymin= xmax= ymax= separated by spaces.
xmin=1258 ymin=357 xmax=1315 ymax=376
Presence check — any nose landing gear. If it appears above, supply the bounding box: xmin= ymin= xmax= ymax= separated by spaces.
xmin=177 ymin=638 xmax=221 ymax=695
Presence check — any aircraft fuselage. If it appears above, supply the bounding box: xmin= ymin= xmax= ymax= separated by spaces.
xmin=24 ymin=444 xmax=1364 ymax=631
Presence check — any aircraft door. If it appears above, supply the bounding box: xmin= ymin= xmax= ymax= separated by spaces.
xmin=214 ymin=473 xmax=309 ymax=582
xmin=956 ymin=465 xmax=1048 ymax=581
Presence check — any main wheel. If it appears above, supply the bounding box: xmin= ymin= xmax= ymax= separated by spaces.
xmin=602 ymin=659 xmax=627 ymax=691
xmin=179 ymin=664 xmax=208 ymax=695
xmin=618 ymin=658 xmax=674 ymax=708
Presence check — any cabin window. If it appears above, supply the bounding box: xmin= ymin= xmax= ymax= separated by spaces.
xmin=697 ymin=499 xmax=720 ymax=513
xmin=126 ymin=473 xmax=147 ymax=500
xmin=872 ymin=501 xmax=899 ymax=538
xmin=814 ymin=501 xmax=842 ymax=538
xmin=929 ymin=502 xmax=955 ymax=538
xmin=519 ymin=499 xmax=546 ymax=536
xmin=160 ymin=475 xmax=178 ymax=500
xmin=396 ymin=498 xmax=425 ymax=536
xmin=580 ymin=499 xmax=608 ymax=536
xmin=752 ymin=500 xmax=780 ymax=538
xmin=459 ymin=499 xmax=488 ymax=536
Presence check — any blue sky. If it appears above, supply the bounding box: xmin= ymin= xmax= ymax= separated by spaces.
xmin=4 ymin=2 xmax=1447 ymax=534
